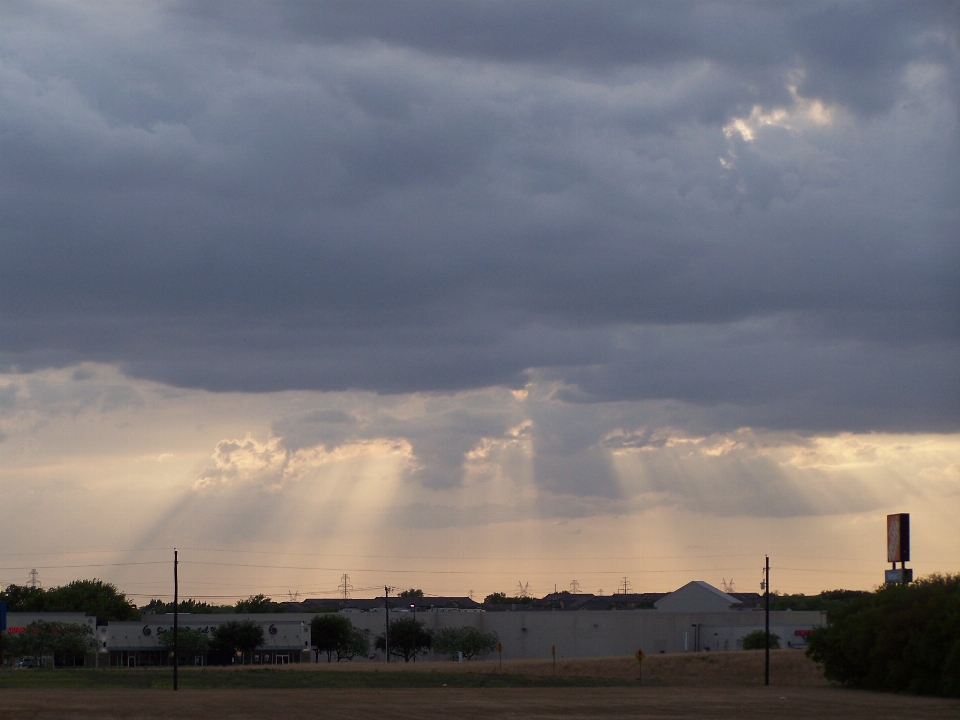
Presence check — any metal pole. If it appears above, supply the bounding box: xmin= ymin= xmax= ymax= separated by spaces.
xmin=764 ymin=555 xmax=770 ymax=687
xmin=411 ymin=604 xmax=416 ymax=662
xmin=384 ymin=586 xmax=389 ymax=663
xmin=173 ymin=549 xmax=179 ymax=691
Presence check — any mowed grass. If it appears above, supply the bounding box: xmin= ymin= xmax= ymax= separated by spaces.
xmin=0 ymin=650 xmax=823 ymax=690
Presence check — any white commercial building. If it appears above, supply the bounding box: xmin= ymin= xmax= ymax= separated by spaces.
xmin=5 ymin=581 xmax=824 ymax=665
xmin=98 ymin=615 xmax=312 ymax=667
xmin=346 ymin=582 xmax=823 ymax=660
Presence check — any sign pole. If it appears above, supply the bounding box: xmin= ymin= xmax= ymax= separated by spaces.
xmin=764 ymin=555 xmax=770 ymax=687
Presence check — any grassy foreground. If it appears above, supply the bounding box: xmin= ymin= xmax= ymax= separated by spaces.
xmin=0 ymin=668 xmax=626 ymax=690
xmin=0 ymin=650 xmax=824 ymax=690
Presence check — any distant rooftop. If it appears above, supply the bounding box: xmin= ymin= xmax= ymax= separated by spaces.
xmin=276 ymin=586 xmax=764 ymax=613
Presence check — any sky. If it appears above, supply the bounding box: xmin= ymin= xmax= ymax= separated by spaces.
xmin=1 ymin=1 xmax=958 ymax=604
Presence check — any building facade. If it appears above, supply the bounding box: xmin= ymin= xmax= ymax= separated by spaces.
xmin=98 ymin=615 xmax=312 ymax=667
xmin=3 ymin=581 xmax=824 ymax=665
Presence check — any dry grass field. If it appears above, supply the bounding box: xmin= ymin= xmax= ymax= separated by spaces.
xmin=1 ymin=652 xmax=958 ymax=719
xmin=1 ymin=686 xmax=959 ymax=720
xmin=299 ymin=649 xmax=830 ymax=686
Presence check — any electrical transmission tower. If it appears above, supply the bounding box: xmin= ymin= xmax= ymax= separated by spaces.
xmin=28 ymin=569 xmax=40 ymax=589
xmin=721 ymin=578 xmax=736 ymax=593
xmin=339 ymin=574 xmax=353 ymax=600
xmin=620 ymin=576 xmax=632 ymax=595
xmin=516 ymin=581 xmax=531 ymax=598
xmin=569 ymin=579 xmax=580 ymax=593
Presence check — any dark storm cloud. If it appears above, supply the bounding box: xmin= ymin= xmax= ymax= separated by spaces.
xmin=1 ymin=1 xmax=958 ymax=433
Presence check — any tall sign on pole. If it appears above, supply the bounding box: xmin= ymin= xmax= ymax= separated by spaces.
xmin=885 ymin=513 xmax=912 ymax=584
xmin=764 ymin=555 xmax=770 ymax=687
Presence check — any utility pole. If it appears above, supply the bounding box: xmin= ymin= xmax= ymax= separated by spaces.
xmin=764 ymin=555 xmax=770 ymax=687
xmin=173 ymin=549 xmax=179 ymax=691
xmin=384 ymin=586 xmax=390 ymax=663
xmin=410 ymin=602 xmax=417 ymax=662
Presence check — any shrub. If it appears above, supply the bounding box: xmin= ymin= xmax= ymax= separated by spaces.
xmin=741 ymin=630 xmax=780 ymax=650
xmin=432 ymin=627 xmax=499 ymax=660
xmin=806 ymin=574 xmax=960 ymax=697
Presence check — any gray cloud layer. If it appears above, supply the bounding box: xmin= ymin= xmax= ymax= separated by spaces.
xmin=1 ymin=1 xmax=957 ymax=433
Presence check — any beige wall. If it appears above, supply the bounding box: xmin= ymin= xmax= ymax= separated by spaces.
xmin=99 ymin=609 xmax=823 ymax=660
xmin=341 ymin=608 xmax=824 ymax=660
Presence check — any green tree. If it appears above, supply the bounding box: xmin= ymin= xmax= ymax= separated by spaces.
xmin=374 ymin=618 xmax=432 ymax=662
xmin=142 ymin=598 xmax=232 ymax=614
xmin=740 ymin=630 xmax=781 ymax=650
xmin=210 ymin=620 xmax=264 ymax=664
xmin=4 ymin=621 xmax=94 ymax=668
xmin=338 ymin=625 xmax=369 ymax=661
xmin=140 ymin=599 xmax=168 ymax=614
xmin=235 ymin=594 xmax=286 ymax=613
xmin=1 ymin=579 xmax=137 ymax=624
xmin=0 ymin=585 xmax=45 ymax=612
xmin=159 ymin=627 xmax=210 ymax=665
xmin=398 ymin=589 xmax=424 ymax=598
xmin=807 ymin=574 xmax=960 ymax=697
xmin=483 ymin=592 xmax=532 ymax=605
xmin=50 ymin=622 xmax=96 ymax=666
xmin=311 ymin=614 xmax=353 ymax=662
xmin=770 ymin=589 xmax=871 ymax=613
xmin=432 ymin=627 xmax=499 ymax=660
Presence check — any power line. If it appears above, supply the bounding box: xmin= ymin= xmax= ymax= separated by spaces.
xmin=176 ymin=560 xmax=772 ymax=576
xmin=0 ymin=561 xmax=170 ymax=571
xmin=3 ymin=544 xmax=957 ymax=565
xmin=0 ymin=560 xmax=893 ymax=582
xmin=0 ymin=548 xmax=173 ymax=558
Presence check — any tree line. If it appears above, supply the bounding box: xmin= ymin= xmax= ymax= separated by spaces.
xmin=168 ymin=614 xmax=497 ymax=665
xmin=1 ymin=580 xmax=138 ymax=625
xmin=0 ymin=581 xmax=294 ymax=623
xmin=312 ymin=615 xmax=498 ymax=663
xmin=141 ymin=594 xmax=289 ymax=615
